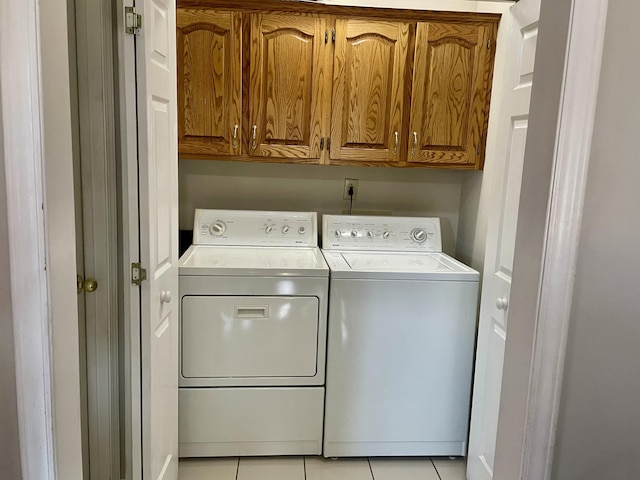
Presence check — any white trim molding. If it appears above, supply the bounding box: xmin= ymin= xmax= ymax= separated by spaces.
xmin=0 ymin=0 xmax=56 ymax=478
xmin=521 ymin=0 xmax=609 ymax=479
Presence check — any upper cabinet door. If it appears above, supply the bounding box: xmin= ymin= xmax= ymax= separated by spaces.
xmin=330 ymin=19 xmax=410 ymax=165
xmin=408 ymin=22 xmax=497 ymax=168
xmin=249 ymin=14 xmax=328 ymax=161
xmin=177 ymin=9 xmax=242 ymax=157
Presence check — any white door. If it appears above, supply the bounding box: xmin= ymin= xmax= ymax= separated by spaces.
xmin=135 ymin=0 xmax=179 ymax=479
xmin=467 ymin=1 xmax=540 ymax=479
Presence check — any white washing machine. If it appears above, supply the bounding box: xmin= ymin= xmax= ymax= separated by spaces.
xmin=321 ymin=215 xmax=480 ymax=458
xmin=178 ymin=209 xmax=329 ymax=457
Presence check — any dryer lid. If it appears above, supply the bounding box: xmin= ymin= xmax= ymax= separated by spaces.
xmin=179 ymin=245 xmax=329 ymax=277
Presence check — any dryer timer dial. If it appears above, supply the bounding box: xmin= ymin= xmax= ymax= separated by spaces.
xmin=209 ymin=221 xmax=226 ymax=236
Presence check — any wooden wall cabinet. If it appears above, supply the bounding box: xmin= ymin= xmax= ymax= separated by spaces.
xmin=329 ymin=19 xmax=410 ymax=166
xmin=177 ymin=9 xmax=242 ymax=157
xmin=408 ymin=22 xmax=497 ymax=168
xmin=176 ymin=2 xmax=499 ymax=170
xmin=248 ymin=13 xmax=330 ymax=161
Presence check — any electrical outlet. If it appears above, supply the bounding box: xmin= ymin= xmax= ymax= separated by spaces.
xmin=343 ymin=178 xmax=359 ymax=200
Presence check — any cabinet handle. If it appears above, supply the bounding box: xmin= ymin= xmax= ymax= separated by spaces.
xmin=393 ymin=131 xmax=399 ymax=156
xmin=412 ymin=132 xmax=418 ymax=156
xmin=251 ymin=125 xmax=257 ymax=150
xmin=232 ymin=124 xmax=238 ymax=150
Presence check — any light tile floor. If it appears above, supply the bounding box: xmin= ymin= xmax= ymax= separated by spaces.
xmin=179 ymin=456 xmax=466 ymax=480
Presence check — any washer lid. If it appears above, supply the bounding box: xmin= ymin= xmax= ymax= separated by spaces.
xmin=322 ymin=250 xmax=478 ymax=281
xmin=179 ymin=245 xmax=329 ymax=277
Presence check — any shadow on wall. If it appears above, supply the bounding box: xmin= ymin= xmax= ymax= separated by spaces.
xmin=179 ymin=159 xmax=469 ymax=255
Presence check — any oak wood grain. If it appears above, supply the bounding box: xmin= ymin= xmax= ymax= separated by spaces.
xmin=408 ymin=21 xmax=497 ymax=168
xmin=249 ymin=13 xmax=328 ymax=159
xmin=178 ymin=4 xmax=498 ymax=170
xmin=177 ymin=9 xmax=242 ymax=156
xmin=329 ymin=18 xmax=410 ymax=164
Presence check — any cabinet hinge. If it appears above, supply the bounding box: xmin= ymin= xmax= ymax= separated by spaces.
xmin=125 ymin=7 xmax=142 ymax=35
xmin=487 ymin=38 xmax=492 ymax=50
xmin=332 ymin=29 xmax=336 ymax=43
xmin=325 ymin=30 xmax=328 ymax=44
xmin=477 ymin=143 xmax=482 ymax=155
xmin=320 ymin=138 xmax=325 ymax=150
xmin=131 ymin=262 xmax=147 ymax=286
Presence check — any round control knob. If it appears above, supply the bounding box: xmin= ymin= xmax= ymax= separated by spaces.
xmin=351 ymin=230 xmax=358 ymax=238
xmin=411 ymin=228 xmax=427 ymax=243
xmin=298 ymin=226 xmax=306 ymax=235
xmin=382 ymin=231 xmax=391 ymax=239
xmin=265 ymin=225 xmax=273 ymax=234
xmin=334 ymin=230 xmax=341 ymax=238
xmin=282 ymin=225 xmax=290 ymax=234
xmin=367 ymin=231 xmax=374 ymax=239
xmin=209 ymin=221 xmax=226 ymax=236
xmin=496 ymin=297 xmax=509 ymax=310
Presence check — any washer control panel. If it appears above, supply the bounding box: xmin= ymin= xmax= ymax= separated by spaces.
xmin=322 ymin=215 xmax=442 ymax=252
xmin=193 ymin=209 xmax=317 ymax=247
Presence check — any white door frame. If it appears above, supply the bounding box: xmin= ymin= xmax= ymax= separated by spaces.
xmin=1 ymin=0 xmax=84 ymax=478
xmin=0 ymin=1 xmax=55 ymax=477
xmin=0 ymin=0 xmax=608 ymax=478
xmin=494 ymin=0 xmax=609 ymax=479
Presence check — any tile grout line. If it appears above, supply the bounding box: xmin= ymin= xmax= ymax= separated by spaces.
xmin=430 ymin=458 xmax=443 ymax=480
xmin=367 ymin=457 xmax=375 ymax=480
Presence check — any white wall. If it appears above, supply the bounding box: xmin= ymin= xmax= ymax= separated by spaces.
xmin=40 ymin=0 xmax=84 ymax=477
xmin=0 ymin=93 xmax=22 ymax=480
xmin=552 ymin=1 xmax=640 ymax=477
xmin=325 ymin=0 xmax=511 ymax=13
xmin=180 ymin=160 xmax=465 ymax=254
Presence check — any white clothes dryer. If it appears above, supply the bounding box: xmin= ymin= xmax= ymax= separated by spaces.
xmin=321 ymin=215 xmax=479 ymax=458
xmin=178 ymin=209 xmax=329 ymax=457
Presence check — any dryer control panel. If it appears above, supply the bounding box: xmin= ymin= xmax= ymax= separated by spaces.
xmin=193 ymin=209 xmax=318 ymax=247
xmin=322 ymin=215 xmax=442 ymax=252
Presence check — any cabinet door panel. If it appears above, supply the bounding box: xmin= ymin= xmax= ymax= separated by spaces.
xmin=177 ymin=9 xmax=242 ymax=156
xmin=409 ymin=22 xmax=496 ymax=168
xmin=330 ymin=19 xmax=410 ymax=164
xmin=249 ymin=14 xmax=327 ymax=160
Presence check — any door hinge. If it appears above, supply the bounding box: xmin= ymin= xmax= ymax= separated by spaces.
xmin=131 ymin=262 xmax=147 ymax=286
xmin=320 ymin=138 xmax=325 ymax=150
xmin=332 ymin=29 xmax=336 ymax=43
xmin=125 ymin=7 xmax=142 ymax=35
xmin=325 ymin=30 xmax=328 ymax=44
xmin=487 ymin=38 xmax=492 ymax=50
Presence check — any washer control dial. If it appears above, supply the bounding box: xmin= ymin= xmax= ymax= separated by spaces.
xmin=382 ymin=231 xmax=391 ymax=239
xmin=209 ymin=221 xmax=226 ymax=236
xmin=366 ymin=231 xmax=374 ymax=239
xmin=282 ymin=225 xmax=290 ymax=234
xmin=265 ymin=225 xmax=273 ymax=234
xmin=334 ymin=229 xmax=342 ymax=238
xmin=298 ymin=226 xmax=306 ymax=235
xmin=351 ymin=230 xmax=358 ymax=238
xmin=411 ymin=228 xmax=427 ymax=243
